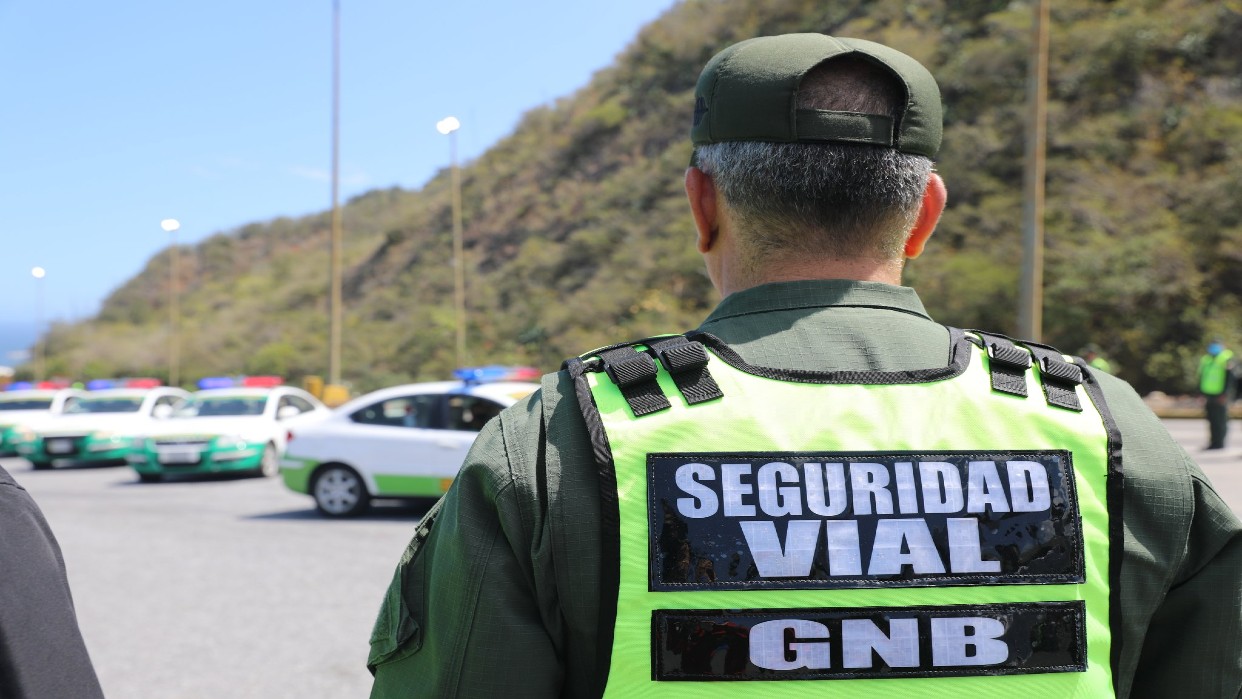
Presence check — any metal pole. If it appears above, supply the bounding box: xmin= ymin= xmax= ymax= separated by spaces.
xmin=34 ymin=276 xmax=44 ymax=382
xmin=450 ymin=130 xmax=466 ymax=367
xmin=328 ymin=0 xmax=343 ymax=386
xmin=1018 ymin=0 xmax=1049 ymax=341
xmin=170 ymin=232 xmax=180 ymax=387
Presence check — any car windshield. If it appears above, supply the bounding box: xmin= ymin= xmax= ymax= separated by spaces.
xmin=68 ymin=398 xmax=144 ymax=414
xmin=0 ymin=399 xmax=53 ymax=411
xmin=175 ymin=396 xmax=267 ymax=418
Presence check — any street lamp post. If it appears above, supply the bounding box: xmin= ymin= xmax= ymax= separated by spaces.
xmin=161 ymin=218 xmax=181 ymax=387
xmin=31 ymin=266 xmax=46 ymax=381
xmin=328 ymin=0 xmax=344 ymax=387
xmin=1019 ymin=0 xmax=1050 ymax=341
xmin=436 ymin=115 xmax=466 ymax=367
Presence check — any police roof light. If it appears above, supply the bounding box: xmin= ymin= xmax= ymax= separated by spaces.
xmin=198 ymin=377 xmax=235 ymax=390
xmin=241 ymin=376 xmax=283 ymax=388
xmin=453 ymin=365 xmax=541 ymax=385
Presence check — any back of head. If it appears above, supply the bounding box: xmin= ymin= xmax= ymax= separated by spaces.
xmin=691 ymin=35 xmax=941 ymax=262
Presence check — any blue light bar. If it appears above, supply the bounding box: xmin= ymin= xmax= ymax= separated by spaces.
xmin=452 ymin=365 xmax=540 ymax=385
xmin=197 ymin=377 xmax=235 ymax=389
xmin=6 ymin=382 xmax=33 ymax=391
xmin=86 ymin=379 xmax=116 ymax=390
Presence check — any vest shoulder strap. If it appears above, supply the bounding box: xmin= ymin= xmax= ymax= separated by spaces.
xmin=964 ymin=328 xmax=1086 ymax=412
xmin=566 ymin=333 xmax=724 ymax=418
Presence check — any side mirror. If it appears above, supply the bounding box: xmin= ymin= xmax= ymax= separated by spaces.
xmin=277 ymin=406 xmax=301 ymax=420
xmin=152 ymin=404 xmax=174 ymax=419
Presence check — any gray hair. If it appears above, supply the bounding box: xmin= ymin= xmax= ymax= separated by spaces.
xmin=693 ymin=56 xmax=935 ymax=260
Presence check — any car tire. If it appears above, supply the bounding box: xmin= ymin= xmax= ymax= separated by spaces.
xmin=311 ymin=464 xmax=370 ymax=518
xmin=258 ymin=443 xmax=280 ymax=478
xmin=138 ymin=472 xmax=163 ymax=483
xmin=29 ymin=460 xmax=52 ymax=471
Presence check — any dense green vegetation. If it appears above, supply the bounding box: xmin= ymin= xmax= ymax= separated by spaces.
xmin=31 ymin=0 xmax=1242 ymax=395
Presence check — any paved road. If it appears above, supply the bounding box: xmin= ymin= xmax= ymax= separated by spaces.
xmin=4 ymin=457 xmax=427 ymax=699
xmin=3 ymin=418 xmax=1240 ymax=699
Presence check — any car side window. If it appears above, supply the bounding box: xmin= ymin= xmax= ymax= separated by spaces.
xmin=350 ymin=395 xmax=440 ymax=429
xmin=289 ymin=396 xmax=316 ymax=413
xmin=62 ymin=397 xmax=80 ymax=412
xmin=445 ymin=395 xmax=504 ymax=433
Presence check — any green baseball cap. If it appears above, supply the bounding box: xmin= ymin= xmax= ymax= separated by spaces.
xmin=690 ymin=33 xmax=942 ymax=158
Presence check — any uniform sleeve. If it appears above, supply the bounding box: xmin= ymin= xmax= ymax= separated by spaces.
xmin=0 ymin=478 xmax=104 ymax=699
xmin=1129 ymin=472 xmax=1242 ymax=698
xmin=1097 ymin=373 xmax=1242 ymax=698
xmin=369 ymin=393 xmax=563 ymax=699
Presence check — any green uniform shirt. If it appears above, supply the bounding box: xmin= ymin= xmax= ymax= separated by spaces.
xmin=368 ymin=280 xmax=1242 ymax=699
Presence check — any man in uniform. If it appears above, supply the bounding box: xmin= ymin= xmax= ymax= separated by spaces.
xmin=1197 ymin=338 xmax=1235 ymax=450
xmin=368 ymin=34 xmax=1241 ymax=698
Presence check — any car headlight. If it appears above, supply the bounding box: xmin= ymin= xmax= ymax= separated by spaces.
xmin=12 ymin=427 xmax=34 ymax=443
xmin=212 ymin=435 xmax=251 ymax=450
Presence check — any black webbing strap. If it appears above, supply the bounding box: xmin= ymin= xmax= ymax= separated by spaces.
xmin=598 ymin=346 xmax=670 ymax=417
xmin=647 ymin=336 xmax=723 ymax=406
xmin=974 ymin=332 xmax=1032 ymax=397
xmin=1026 ymin=346 xmax=1085 ymax=412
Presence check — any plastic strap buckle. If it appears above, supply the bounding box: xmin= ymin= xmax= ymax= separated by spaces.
xmin=986 ymin=340 xmax=1033 ymax=370
xmin=1027 ymin=347 xmax=1085 ymax=412
xmin=974 ymin=332 xmax=1031 ymax=398
xmin=1039 ymin=356 xmax=1084 ymax=385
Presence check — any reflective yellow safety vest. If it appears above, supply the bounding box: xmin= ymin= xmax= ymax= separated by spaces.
xmin=1198 ymin=349 xmax=1234 ymax=395
xmin=565 ymin=328 xmax=1120 ymax=698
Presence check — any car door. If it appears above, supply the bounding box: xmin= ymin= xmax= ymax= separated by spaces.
xmin=439 ymin=392 xmax=506 ymax=453
xmin=341 ymin=393 xmax=456 ymax=492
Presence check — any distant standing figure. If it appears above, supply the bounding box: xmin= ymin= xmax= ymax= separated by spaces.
xmin=0 ymin=465 xmax=104 ymax=698
xmin=1081 ymin=344 xmax=1112 ymax=374
xmin=1197 ymin=338 xmax=1236 ymax=450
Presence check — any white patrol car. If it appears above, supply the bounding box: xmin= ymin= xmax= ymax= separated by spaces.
xmin=15 ymin=386 xmax=191 ymax=469
xmin=0 ymin=388 xmax=84 ymax=456
xmin=128 ymin=386 xmax=327 ymax=482
xmin=280 ymin=370 xmax=539 ymax=517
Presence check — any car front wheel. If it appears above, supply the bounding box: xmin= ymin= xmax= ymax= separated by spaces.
xmin=311 ymin=464 xmax=370 ymax=517
xmin=258 ymin=443 xmax=280 ymax=478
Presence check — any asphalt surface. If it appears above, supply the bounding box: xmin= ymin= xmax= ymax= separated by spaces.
xmin=4 ymin=457 xmax=428 ymax=699
xmin=4 ymin=418 xmax=1240 ymax=699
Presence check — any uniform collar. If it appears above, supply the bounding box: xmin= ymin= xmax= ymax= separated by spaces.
xmin=702 ymin=279 xmax=933 ymax=324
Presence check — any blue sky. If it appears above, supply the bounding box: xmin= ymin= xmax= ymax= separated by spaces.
xmin=0 ymin=0 xmax=678 ymax=359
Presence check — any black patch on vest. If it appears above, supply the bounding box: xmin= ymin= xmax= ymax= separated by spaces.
xmin=652 ymin=602 xmax=1086 ymax=681
xmin=647 ymin=451 xmax=1083 ymax=591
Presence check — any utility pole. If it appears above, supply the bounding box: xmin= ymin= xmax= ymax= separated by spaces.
xmin=328 ymin=0 xmax=343 ymax=385
xmin=1018 ymin=0 xmax=1050 ymax=341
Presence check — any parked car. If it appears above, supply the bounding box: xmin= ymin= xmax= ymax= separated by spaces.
xmin=0 ymin=388 xmax=84 ymax=456
xmin=281 ymin=372 xmax=539 ymax=517
xmin=127 ymin=386 xmax=326 ymax=482
xmin=15 ymin=386 xmax=191 ymax=469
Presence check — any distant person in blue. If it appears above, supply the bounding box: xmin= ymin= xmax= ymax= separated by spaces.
xmin=1197 ymin=338 xmax=1236 ymax=450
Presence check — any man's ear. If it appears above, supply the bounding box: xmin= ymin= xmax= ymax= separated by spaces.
xmin=904 ymin=172 xmax=946 ymax=259
xmin=685 ymin=167 xmax=719 ymax=254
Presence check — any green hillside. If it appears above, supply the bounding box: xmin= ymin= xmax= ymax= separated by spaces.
xmin=33 ymin=0 xmax=1242 ymax=395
